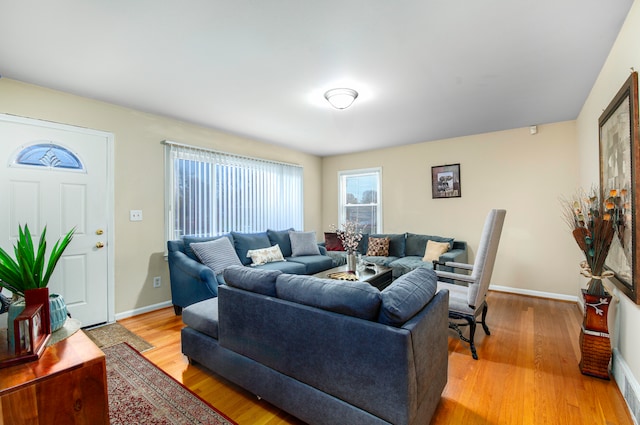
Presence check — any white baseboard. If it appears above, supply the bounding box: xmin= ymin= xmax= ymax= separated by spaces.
xmin=489 ymin=285 xmax=579 ymax=303
xmin=613 ymin=348 xmax=640 ymax=425
xmin=114 ymin=300 xmax=173 ymax=321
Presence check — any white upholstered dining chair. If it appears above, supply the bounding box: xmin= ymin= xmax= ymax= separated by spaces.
xmin=435 ymin=209 xmax=506 ymax=359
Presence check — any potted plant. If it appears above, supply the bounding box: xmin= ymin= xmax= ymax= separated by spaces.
xmin=0 ymin=224 xmax=75 ymax=346
xmin=561 ymin=187 xmax=628 ymax=379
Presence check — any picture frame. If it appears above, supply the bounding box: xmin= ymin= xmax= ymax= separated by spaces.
xmin=599 ymin=71 xmax=640 ymax=304
xmin=432 ymin=164 xmax=461 ymax=199
xmin=13 ymin=303 xmax=50 ymax=358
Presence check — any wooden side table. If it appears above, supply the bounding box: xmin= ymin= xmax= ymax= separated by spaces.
xmin=0 ymin=330 xmax=109 ymax=425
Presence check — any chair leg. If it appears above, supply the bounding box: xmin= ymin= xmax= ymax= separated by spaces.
xmin=449 ymin=315 xmax=479 ymax=360
xmin=173 ymin=305 xmax=183 ymax=316
xmin=479 ymin=303 xmax=490 ymax=335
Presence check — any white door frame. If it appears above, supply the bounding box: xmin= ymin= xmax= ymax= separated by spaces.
xmin=0 ymin=113 xmax=115 ymax=324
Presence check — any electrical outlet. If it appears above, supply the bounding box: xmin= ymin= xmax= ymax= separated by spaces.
xmin=130 ymin=210 xmax=143 ymax=221
xmin=153 ymin=276 xmax=161 ymax=288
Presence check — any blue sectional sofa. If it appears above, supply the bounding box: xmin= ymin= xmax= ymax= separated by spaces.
xmin=182 ymin=265 xmax=449 ymax=425
xmin=167 ymin=229 xmax=334 ymax=314
xmin=324 ymin=232 xmax=467 ymax=278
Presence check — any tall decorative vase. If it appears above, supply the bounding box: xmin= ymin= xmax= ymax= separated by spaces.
xmin=579 ymin=286 xmax=612 ymax=380
xmin=346 ymin=252 xmax=357 ymax=272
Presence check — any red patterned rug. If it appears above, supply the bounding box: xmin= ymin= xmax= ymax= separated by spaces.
xmin=104 ymin=343 xmax=236 ymax=425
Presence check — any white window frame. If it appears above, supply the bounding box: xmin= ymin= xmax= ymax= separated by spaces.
xmin=338 ymin=167 xmax=382 ymax=234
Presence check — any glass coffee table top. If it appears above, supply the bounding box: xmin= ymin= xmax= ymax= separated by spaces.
xmin=314 ymin=264 xmax=393 ymax=290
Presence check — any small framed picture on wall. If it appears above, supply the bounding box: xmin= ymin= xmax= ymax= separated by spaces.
xmin=431 ymin=164 xmax=461 ymax=199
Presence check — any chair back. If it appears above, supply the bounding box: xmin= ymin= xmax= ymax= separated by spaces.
xmin=467 ymin=209 xmax=506 ymax=308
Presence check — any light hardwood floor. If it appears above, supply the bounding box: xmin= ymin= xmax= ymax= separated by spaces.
xmin=119 ymin=291 xmax=634 ymax=425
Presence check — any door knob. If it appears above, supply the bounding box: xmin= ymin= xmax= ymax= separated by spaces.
xmin=96 ymin=242 xmax=105 ymax=248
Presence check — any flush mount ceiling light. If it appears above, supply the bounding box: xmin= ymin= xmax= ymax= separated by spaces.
xmin=324 ymin=88 xmax=358 ymax=109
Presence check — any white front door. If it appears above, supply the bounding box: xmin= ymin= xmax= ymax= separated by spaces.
xmin=0 ymin=114 xmax=114 ymax=328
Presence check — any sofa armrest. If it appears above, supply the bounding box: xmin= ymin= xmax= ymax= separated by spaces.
xmin=167 ymin=249 xmax=219 ymax=310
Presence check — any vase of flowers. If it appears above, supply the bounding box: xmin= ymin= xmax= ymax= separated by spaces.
xmin=331 ymin=221 xmax=363 ymax=272
xmin=561 ymin=187 xmax=627 ymax=379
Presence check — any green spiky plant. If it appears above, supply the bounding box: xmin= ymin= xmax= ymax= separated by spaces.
xmin=0 ymin=224 xmax=75 ymax=298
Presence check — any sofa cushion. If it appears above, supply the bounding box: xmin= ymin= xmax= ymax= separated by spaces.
xmin=370 ymin=233 xmax=405 ymax=257
xmin=286 ymin=255 xmax=334 ymax=274
xmin=182 ymin=298 xmax=219 ymax=339
xmin=190 ymin=237 xmax=242 ymax=275
xmin=387 ymin=256 xmax=434 ymax=278
xmin=422 ymin=240 xmax=451 ymax=262
xmin=275 ymin=274 xmax=381 ymax=321
xmin=247 ymin=244 xmax=286 ymax=266
xmin=289 ymin=231 xmax=321 ymax=256
xmin=405 ymin=233 xmax=454 ymax=256
xmin=231 ymin=231 xmax=272 ymax=266
xmin=183 ymin=234 xmax=232 ymax=261
xmin=252 ymin=260 xmax=307 ymax=274
xmin=223 ymin=265 xmax=282 ymax=297
xmin=378 ymin=267 xmax=437 ymax=327
xmin=324 ymin=232 xmax=344 ymax=251
xmin=366 ymin=236 xmax=390 ymax=256
xmin=267 ymin=228 xmax=294 ymax=257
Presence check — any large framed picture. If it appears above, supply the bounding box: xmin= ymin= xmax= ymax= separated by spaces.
xmin=599 ymin=71 xmax=640 ymax=304
xmin=432 ymin=164 xmax=461 ymax=199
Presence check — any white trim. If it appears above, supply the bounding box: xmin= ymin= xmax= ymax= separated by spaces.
xmin=612 ymin=348 xmax=640 ymax=424
xmin=114 ymin=300 xmax=173 ymax=321
xmin=490 ymin=284 xmax=579 ymax=302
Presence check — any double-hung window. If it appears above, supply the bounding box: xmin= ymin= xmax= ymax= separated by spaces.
xmin=338 ymin=168 xmax=382 ymax=234
xmin=164 ymin=141 xmax=303 ymax=241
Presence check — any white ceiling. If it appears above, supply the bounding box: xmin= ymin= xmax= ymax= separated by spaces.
xmin=0 ymin=1 xmax=634 ymax=156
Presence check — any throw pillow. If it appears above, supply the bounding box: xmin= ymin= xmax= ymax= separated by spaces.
xmin=246 ymin=244 xmax=286 ymax=266
xmin=289 ymin=231 xmax=321 ymax=256
xmin=231 ymin=231 xmax=272 ymax=266
xmin=324 ymin=232 xmax=344 ymax=251
xmin=422 ymin=240 xmax=450 ymax=262
xmin=366 ymin=236 xmax=390 ymax=256
xmin=266 ymin=228 xmax=294 ymax=257
xmin=190 ymin=237 xmax=242 ymax=275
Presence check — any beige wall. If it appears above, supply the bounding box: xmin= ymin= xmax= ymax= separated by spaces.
xmin=576 ymin=0 xmax=640 ymax=388
xmin=0 ymin=78 xmax=323 ymax=316
xmin=322 ymin=121 xmax=582 ymax=297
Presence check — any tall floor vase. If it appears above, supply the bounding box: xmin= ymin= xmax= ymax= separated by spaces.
xmin=579 ymin=288 xmax=612 ymax=380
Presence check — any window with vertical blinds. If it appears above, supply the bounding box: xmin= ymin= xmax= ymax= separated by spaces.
xmin=164 ymin=141 xmax=303 ymax=241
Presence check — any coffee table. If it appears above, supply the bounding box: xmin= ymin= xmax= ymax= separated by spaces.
xmin=314 ymin=264 xmax=393 ymax=290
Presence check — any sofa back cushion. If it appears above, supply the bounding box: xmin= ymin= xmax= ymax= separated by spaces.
xmin=190 ymin=237 xmax=243 ymax=275
xmin=405 ymin=233 xmax=455 ymax=256
xmin=267 ymin=228 xmax=294 ymax=257
xmin=369 ymin=233 xmax=406 ymax=257
xmin=378 ymin=267 xmax=437 ymax=327
xmin=223 ymin=265 xmax=282 ymax=297
xmin=275 ymin=274 xmax=381 ymax=321
xmin=231 ymin=231 xmax=272 ymax=266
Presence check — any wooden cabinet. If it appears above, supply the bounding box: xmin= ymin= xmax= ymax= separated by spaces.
xmin=0 ymin=330 xmax=108 ymax=425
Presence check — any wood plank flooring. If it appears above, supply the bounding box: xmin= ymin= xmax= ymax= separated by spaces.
xmin=118 ymin=291 xmax=633 ymax=425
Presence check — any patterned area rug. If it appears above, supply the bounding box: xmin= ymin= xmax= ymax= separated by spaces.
xmin=85 ymin=322 xmax=154 ymax=352
xmin=105 ymin=343 xmax=236 ymax=425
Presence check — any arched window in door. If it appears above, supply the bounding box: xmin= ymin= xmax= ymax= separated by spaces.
xmin=11 ymin=142 xmax=84 ymax=171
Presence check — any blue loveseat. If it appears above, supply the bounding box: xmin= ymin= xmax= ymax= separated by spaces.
xmin=181 ymin=265 xmax=449 ymax=425
xmin=167 ymin=229 xmax=334 ymax=314
xmin=324 ymin=232 xmax=467 ymax=278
